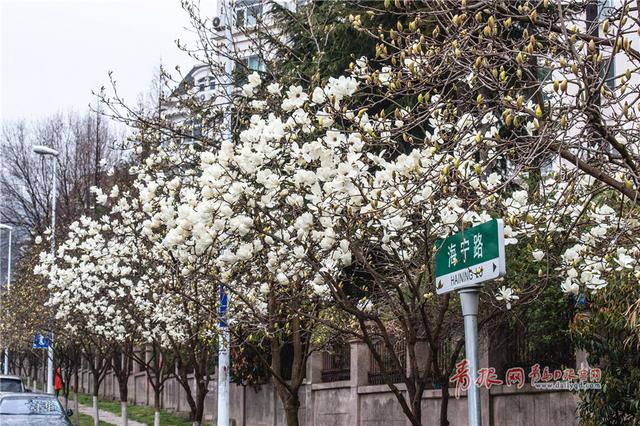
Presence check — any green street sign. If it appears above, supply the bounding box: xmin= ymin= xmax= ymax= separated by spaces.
xmin=435 ymin=219 xmax=506 ymax=295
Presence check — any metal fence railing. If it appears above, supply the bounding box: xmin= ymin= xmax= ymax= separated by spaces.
xmin=368 ymin=340 xmax=406 ymax=385
xmin=321 ymin=344 xmax=351 ymax=382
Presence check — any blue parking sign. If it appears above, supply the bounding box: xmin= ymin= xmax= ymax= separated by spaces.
xmin=33 ymin=333 xmax=50 ymax=349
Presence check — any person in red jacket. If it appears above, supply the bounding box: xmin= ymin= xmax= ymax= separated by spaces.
xmin=54 ymin=367 xmax=63 ymax=397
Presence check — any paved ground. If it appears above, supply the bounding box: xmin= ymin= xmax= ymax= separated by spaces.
xmin=76 ymin=402 xmax=148 ymax=426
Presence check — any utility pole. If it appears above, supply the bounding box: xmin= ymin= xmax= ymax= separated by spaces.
xmin=217 ymin=0 xmax=233 ymax=424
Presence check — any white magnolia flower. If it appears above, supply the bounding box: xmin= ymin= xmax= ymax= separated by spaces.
xmin=616 ymin=253 xmax=636 ymax=269
xmin=561 ymin=280 xmax=580 ymax=295
xmin=511 ymin=190 xmax=528 ymax=205
xmin=247 ymin=72 xmax=261 ymax=88
xmin=486 ymin=172 xmax=500 ymax=188
xmin=266 ymin=82 xmax=282 ymax=95
xmin=532 ymin=250 xmax=545 ymax=261
xmin=311 ymin=87 xmax=327 ymax=104
xmin=495 ymin=286 xmax=519 ymax=310
xmin=325 ymin=75 xmax=358 ymax=100
xmin=241 ymin=83 xmax=255 ymax=97
xmin=96 ymin=193 xmax=108 ymax=205
xmin=282 ymin=85 xmax=308 ymax=111
xmin=324 ymin=130 xmax=346 ymax=146
xmin=580 ymin=270 xmax=593 ymax=284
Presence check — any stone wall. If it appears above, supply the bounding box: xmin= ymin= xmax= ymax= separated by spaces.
xmin=53 ymin=338 xmax=579 ymax=426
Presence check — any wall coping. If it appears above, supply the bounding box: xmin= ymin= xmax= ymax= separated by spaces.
xmin=311 ymin=380 xmax=351 ymax=391
xmin=355 ymin=383 xmax=576 ymax=398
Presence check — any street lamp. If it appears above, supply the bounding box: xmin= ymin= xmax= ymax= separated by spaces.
xmin=0 ymin=224 xmax=12 ymax=375
xmin=33 ymin=145 xmax=59 ymax=395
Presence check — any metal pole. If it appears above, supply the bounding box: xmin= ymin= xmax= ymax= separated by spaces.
xmin=459 ymin=287 xmax=481 ymax=426
xmin=0 ymin=228 xmax=4 ymax=375
xmin=217 ymin=0 xmax=233 ymax=424
xmin=217 ymin=285 xmax=230 ymax=426
xmin=3 ymin=227 xmax=11 ymax=375
xmin=46 ymin=159 xmax=57 ymax=395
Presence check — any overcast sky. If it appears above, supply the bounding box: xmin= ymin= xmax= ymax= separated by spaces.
xmin=0 ymin=0 xmax=202 ymax=123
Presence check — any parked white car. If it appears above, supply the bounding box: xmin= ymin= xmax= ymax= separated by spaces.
xmin=0 ymin=375 xmax=25 ymax=393
xmin=0 ymin=392 xmax=73 ymax=425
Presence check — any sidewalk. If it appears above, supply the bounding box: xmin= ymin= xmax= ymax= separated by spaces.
xmin=76 ymin=402 xmax=148 ymax=426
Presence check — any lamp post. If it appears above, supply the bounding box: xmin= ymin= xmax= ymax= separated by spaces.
xmin=0 ymin=224 xmax=12 ymax=375
xmin=33 ymin=145 xmax=59 ymax=395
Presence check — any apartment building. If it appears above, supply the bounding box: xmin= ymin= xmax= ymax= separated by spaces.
xmin=163 ymin=0 xmax=297 ymax=143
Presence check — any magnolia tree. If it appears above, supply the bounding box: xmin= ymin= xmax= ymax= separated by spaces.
xmin=35 ymin=172 xmax=218 ymax=426
xmin=32 ymin=1 xmax=640 ymax=426
xmin=156 ymin=68 xmax=572 ymax=424
xmin=343 ymin=0 xmax=640 ymax=289
xmin=149 ymin=0 xmax=640 ymax=420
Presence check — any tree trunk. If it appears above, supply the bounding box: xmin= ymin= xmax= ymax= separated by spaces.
xmin=74 ymin=369 xmax=80 ymax=426
xmin=92 ymin=395 xmax=99 ymax=426
xmin=411 ymin=398 xmax=422 ymax=426
xmin=192 ymin=380 xmax=207 ymax=426
xmin=121 ymin=402 xmax=128 ymax=426
xmin=284 ymin=395 xmax=300 ymax=426
xmin=181 ymin=376 xmax=197 ymax=420
xmin=92 ymin=366 xmax=100 ymax=426
xmin=439 ymin=384 xmax=450 ymax=426
xmin=118 ymin=374 xmax=129 ymax=426
xmin=153 ymin=388 xmax=162 ymax=426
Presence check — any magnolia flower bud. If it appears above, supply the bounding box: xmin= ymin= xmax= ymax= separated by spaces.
xmin=559 ymin=56 xmax=567 ymax=67
xmin=535 ymin=104 xmax=543 ymax=118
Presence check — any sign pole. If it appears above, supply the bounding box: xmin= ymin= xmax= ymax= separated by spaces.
xmin=459 ymin=287 xmax=481 ymax=426
xmin=217 ymin=0 xmax=233 ymax=425
xmin=434 ymin=219 xmax=506 ymax=426
xmin=217 ymin=284 xmax=229 ymax=426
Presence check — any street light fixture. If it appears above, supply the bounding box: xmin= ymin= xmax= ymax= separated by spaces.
xmin=0 ymin=224 xmax=12 ymax=375
xmin=33 ymin=146 xmax=60 ymax=157
xmin=33 ymin=145 xmax=59 ymax=395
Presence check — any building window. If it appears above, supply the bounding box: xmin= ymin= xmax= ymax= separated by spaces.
xmin=235 ymin=55 xmax=266 ymax=85
xmin=245 ymin=55 xmax=265 ymax=72
xmin=598 ymin=0 xmax=614 ymax=19
xmin=601 ymin=57 xmax=615 ymax=90
xmin=196 ymin=76 xmax=215 ymax=92
xmin=197 ymin=77 xmax=207 ymax=92
xmin=182 ymin=118 xmax=202 ymax=145
xmin=235 ymin=0 xmax=263 ymax=28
